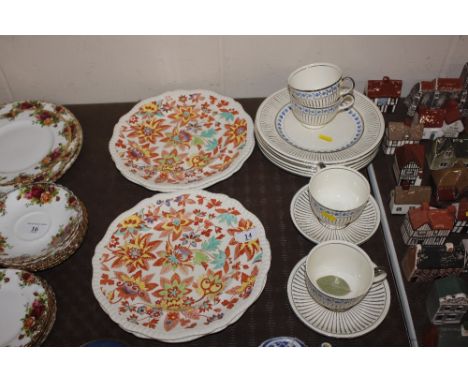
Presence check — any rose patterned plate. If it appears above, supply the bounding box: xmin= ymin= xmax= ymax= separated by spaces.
xmin=0 ymin=101 xmax=83 ymax=194
xmin=0 ymin=183 xmax=85 ymax=268
xmin=0 ymin=269 xmax=56 ymax=346
xmin=92 ymin=190 xmax=271 ymax=342
xmin=109 ymin=90 xmax=255 ymax=191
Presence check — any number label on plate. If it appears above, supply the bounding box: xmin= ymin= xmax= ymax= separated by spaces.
xmin=235 ymin=228 xmax=259 ymax=243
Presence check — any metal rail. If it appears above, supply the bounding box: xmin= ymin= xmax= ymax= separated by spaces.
xmin=367 ymin=163 xmax=419 ymax=347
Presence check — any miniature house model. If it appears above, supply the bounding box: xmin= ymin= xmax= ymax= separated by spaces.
xmin=412 ymin=102 xmax=464 ymax=140
xmin=393 ymin=144 xmax=425 ymax=187
xmin=427 ymin=138 xmax=457 ymax=170
xmin=431 ymin=161 xmax=468 ymax=202
xmin=401 ymin=203 xmax=456 ymax=245
xmin=365 ymin=76 xmax=402 ymax=113
xmin=382 ymin=121 xmax=423 ymax=155
xmin=390 ymin=186 xmax=432 ymax=215
xmin=453 ymin=199 xmax=468 ymax=234
xmin=453 ymin=136 xmax=468 ymax=166
xmin=426 ymin=276 xmax=468 ymax=325
xmin=402 ymin=241 xmax=468 ymax=282
xmin=406 ymin=76 xmax=465 ymax=117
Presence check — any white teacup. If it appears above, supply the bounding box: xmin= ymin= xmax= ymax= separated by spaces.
xmin=288 ymin=63 xmax=355 ymax=108
xmin=308 ymin=166 xmax=370 ymax=229
xmin=305 ymin=240 xmax=387 ymax=311
xmin=291 ymin=94 xmax=354 ymax=127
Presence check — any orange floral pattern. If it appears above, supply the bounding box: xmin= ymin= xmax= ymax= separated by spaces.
xmin=95 ymin=192 xmax=269 ymax=338
xmin=111 ymin=91 xmax=252 ymax=188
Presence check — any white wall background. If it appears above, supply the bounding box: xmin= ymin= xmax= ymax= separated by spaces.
xmin=1 ymin=35 xmax=468 ymax=105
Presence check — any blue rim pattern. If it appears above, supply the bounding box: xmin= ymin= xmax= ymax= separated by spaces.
xmin=259 ymin=336 xmax=306 ymax=347
xmin=275 ymin=104 xmax=364 ymax=153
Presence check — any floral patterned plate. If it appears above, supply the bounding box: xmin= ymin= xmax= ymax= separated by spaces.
xmin=0 ymin=183 xmax=85 ymax=268
xmin=92 ymin=190 xmax=271 ymax=342
xmin=0 ymin=269 xmax=56 ymax=346
xmin=109 ymin=90 xmax=255 ymax=191
xmin=0 ymin=101 xmax=83 ymax=194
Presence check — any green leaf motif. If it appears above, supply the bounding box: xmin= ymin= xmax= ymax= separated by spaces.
xmin=220 ymin=112 xmax=235 ymax=121
xmin=211 ymin=250 xmax=226 ymax=270
xmin=205 ymin=138 xmax=218 ymax=152
xmin=191 ymin=136 xmax=204 ymax=146
xmin=194 ymin=251 xmax=209 ymax=265
xmin=201 ymin=237 xmax=220 ymax=252
xmin=217 ymin=213 xmax=238 ymax=226
xmin=200 ymin=128 xmax=216 ymax=138
xmin=253 ymin=253 xmax=263 ymax=263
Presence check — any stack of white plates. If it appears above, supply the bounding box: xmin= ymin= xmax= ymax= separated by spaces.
xmin=0 ymin=269 xmax=56 ymax=346
xmin=0 ymin=183 xmax=87 ymax=271
xmin=255 ymin=89 xmax=384 ymax=176
xmin=0 ymin=101 xmax=83 ymax=195
xmin=92 ymin=190 xmax=270 ymax=342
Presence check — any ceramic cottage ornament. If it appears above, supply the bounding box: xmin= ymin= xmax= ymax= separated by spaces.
xmin=401 ymin=203 xmax=456 ymax=246
xmin=431 ymin=161 xmax=468 ymax=202
xmin=389 ymin=186 xmax=432 ymax=215
xmin=109 ymin=90 xmax=255 ymax=192
xmin=453 ymin=199 xmax=468 ymax=233
xmin=401 ymin=241 xmax=468 ymax=282
xmin=426 ymin=276 xmax=468 ymax=325
xmin=382 ymin=120 xmax=423 ymax=155
xmin=393 ymin=144 xmax=425 ymax=187
xmin=365 ymin=76 xmax=402 ymax=113
xmin=92 ymin=190 xmax=270 ymax=342
xmin=412 ymin=103 xmax=464 ymax=140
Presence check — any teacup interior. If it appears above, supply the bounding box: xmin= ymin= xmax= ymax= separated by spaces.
xmin=289 ymin=64 xmax=341 ymax=90
xmin=306 ymin=242 xmax=373 ymax=298
xmin=309 ymin=167 xmax=369 ymax=211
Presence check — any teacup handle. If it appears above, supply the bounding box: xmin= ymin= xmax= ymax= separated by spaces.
xmin=373 ymin=266 xmax=387 ymax=284
xmin=337 ymin=94 xmax=355 ymax=111
xmin=339 ymin=76 xmax=355 ymax=97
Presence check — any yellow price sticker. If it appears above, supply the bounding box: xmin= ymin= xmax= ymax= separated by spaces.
xmin=321 ymin=211 xmax=336 ymax=222
xmin=319 ymin=134 xmax=333 ymax=142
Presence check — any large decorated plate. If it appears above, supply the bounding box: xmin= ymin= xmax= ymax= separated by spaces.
xmin=255 ymin=89 xmax=384 ymax=165
xmin=0 ymin=101 xmax=83 ymax=194
xmin=109 ymin=90 xmax=255 ymax=191
xmin=92 ymin=190 xmax=270 ymax=342
xmin=0 ymin=183 xmax=85 ymax=268
xmin=0 ymin=269 xmax=56 ymax=346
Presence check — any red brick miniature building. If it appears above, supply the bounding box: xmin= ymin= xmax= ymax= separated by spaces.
xmin=366 ymin=76 xmax=402 ymax=113
xmin=401 ymin=203 xmax=456 ymax=245
xmin=393 ymin=144 xmax=425 ymax=187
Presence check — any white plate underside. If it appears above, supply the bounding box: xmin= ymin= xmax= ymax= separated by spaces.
xmin=287 ymin=257 xmax=390 ymax=339
xmin=290 ymin=185 xmax=381 ymax=244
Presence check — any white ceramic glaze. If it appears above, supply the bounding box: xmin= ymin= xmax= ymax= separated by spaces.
xmin=308 ymin=166 xmax=370 ymax=228
xmin=288 ymin=63 xmax=355 ymax=108
xmin=254 ymin=88 xmax=385 ymax=170
xmin=0 ymin=183 xmax=83 ymax=263
xmin=291 ymin=94 xmax=355 ymax=127
xmin=290 ymin=185 xmax=380 ymax=245
xmin=304 ymin=241 xmax=387 ymax=311
xmin=92 ymin=190 xmax=271 ymax=343
xmin=287 ymin=257 xmax=390 ymax=338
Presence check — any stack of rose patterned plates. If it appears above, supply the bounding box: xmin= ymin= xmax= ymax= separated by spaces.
xmin=109 ymin=90 xmax=255 ymax=191
xmin=0 ymin=183 xmax=87 ymax=271
xmin=0 ymin=269 xmax=56 ymax=346
xmin=92 ymin=190 xmax=270 ymax=342
xmin=0 ymin=101 xmax=83 ymax=195
xmin=255 ymin=89 xmax=384 ymax=176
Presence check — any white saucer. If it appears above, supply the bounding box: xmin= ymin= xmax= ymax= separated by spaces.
xmin=290 ymin=185 xmax=380 ymax=244
xmin=287 ymin=257 xmax=390 ymax=339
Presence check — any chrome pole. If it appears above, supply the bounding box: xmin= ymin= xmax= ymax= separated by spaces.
xmin=367 ymin=163 xmax=419 ymax=346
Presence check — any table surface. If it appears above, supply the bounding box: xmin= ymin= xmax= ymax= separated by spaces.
xmin=37 ymin=98 xmax=409 ymax=346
